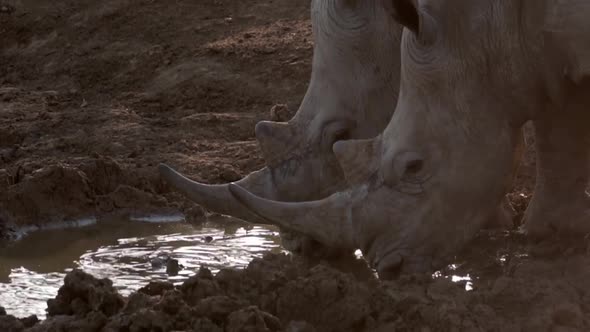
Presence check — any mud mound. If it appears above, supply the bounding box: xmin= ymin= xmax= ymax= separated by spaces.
xmin=0 ymin=156 xmax=173 ymax=238
xmin=47 ymin=269 xmax=124 ymax=317
xmin=1 ymin=248 xmax=590 ymax=332
xmin=0 ymin=164 xmax=94 ymax=231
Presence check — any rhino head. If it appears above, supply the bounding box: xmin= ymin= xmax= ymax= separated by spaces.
xmin=227 ymin=0 xmax=536 ymax=277
xmin=159 ymin=0 xmax=402 ymax=254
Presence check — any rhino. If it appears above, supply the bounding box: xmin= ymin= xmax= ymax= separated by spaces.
xmin=226 ymin=0 xmax=590 ymax=278
xmin=159 ymin=0 xmax=403 ymax=254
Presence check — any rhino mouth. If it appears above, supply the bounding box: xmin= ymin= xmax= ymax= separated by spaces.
xmin=226 ymin=166 xmax=446 ymax=278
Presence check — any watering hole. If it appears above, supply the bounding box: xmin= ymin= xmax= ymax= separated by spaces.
xmin=0 ymin=215 xmax=507 ymax=320
xmin=0 ymin=215 xmax=284 ymax=319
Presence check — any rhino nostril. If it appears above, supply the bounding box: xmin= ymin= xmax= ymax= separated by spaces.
xmin=391 ymin=151 xmax=426 ymax=179
xmin=333 ymin=129 xmax=351 ymax=143
xmin=405 ymin=158 xmax=424 ymax=175
xmin=376 ymin=253 xmax=403 ymax=280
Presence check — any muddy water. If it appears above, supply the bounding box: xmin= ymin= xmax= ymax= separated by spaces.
xmin=0 ymin=216 xmax=283 ymax=319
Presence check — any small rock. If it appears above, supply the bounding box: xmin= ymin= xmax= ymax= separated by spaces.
xmin=180 ymin=268 xmax=220 ymax=305
xmin=220 ymin=167 xmax=241 ymax=182
xmin=285 ymin=321 xmax=317 ymax=332
xmin=490 ymin=276 xmax=512 ymax=297
xmin=269 ymin=104 xmax=291 ymax=122
xmin=204 ymin=235 xmax=214 ymax=243
xmin=552 ymin=302 xmax=583 ymax=327
xmin=19 ymin=315 xmax=39 ymax=328
xmin=46 ymin=269 xmax=124 ymax=317
xmin=226 ymin=306 xmax=282 ymax=332
xmin=124 ymin=292 xmax=156 ymax=313
xmin=156 ymin=290 xmax=186 ymax=315
xmin=150 ymin=257 xmax=166 ymax=269
xmin=192 ymin=317 xmax=223 ymax=332
xmin=166 ymin=258 xmax=181 ymax=276
xmin=0 ymin=5 xmax=15 ymax=14
xmin=0 ymin=146 xmax=18 ymax=163
xmin=138 ymin=281 xmax=174 ymax=296
xmin=198 ymin=266 xmax=214 ymax=280
xmin=0 ymin=315 xmax=24 ymax=332
xmin=127 ymin=308 xmax=170 ymax=332
xmin=194 ymin=296 xmax=246 ymax=324
xmin=109 ymin=184 xmax=168 ymax=210
xmin=185 ymin=205 xmax=206 ymax=224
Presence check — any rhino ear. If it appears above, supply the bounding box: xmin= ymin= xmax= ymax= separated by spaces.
xmin=255 ymin=121 xmax=297 ymax=166
xmin=544 ymin=1 xmax=590 ymax=83
xmin=387 ymin=0 xmax=420 ymax=34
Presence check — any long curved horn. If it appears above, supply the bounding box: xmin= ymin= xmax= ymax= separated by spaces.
xmin=159 ymin=164 xmax=275 ymax=224
xmin=228 ymin=183 xmax=356 ymax=249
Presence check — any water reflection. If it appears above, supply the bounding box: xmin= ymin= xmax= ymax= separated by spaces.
xmin=0 ymin=216 xmax=283 ymax=319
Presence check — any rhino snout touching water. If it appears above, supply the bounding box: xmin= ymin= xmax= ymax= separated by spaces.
xmin=229 ymin=0 xmax=590 ymax=278
xmin=159 ymin=0 xmax=402 ymax=255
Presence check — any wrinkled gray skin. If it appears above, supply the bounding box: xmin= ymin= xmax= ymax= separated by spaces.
xmin=229 ymin=0 xmax=590 ymax=278
xmin=159 ymin=0 xmax=402 ymax=255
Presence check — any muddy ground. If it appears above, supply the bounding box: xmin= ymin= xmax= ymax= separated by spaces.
xmin=2 ymin=243 xmax=590 ymax=332
xmin=0 ymin=0 xmax=311 ymax=235
xmin=1 ymin=0 xmax=589 ymax=331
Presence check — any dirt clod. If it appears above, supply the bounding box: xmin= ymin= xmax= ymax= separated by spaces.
xmin=46 ymin=269 xmax=124 ymax=318
xmin=2 ymin=250 xmax=590 ymax=331
xmin=138 ymin=281 xmax=175 ymax=297
xmin=226 ymin=306 xmax=282 ymax=332
xmin=0 ymin=315 xmax=24 ymax=332
xmin=166 ymin=258 xmax=182 ymax=276
xmin=185 ymin=204 xmax=207 ymax=224
xmin=1 ymin=164 xmax=94 ymax=229
xmin=269 ymin=104 xmax=292 ymax=122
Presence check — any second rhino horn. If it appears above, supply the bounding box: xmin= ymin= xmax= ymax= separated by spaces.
xmin=255 ymin=121 xmax=298 ymax=166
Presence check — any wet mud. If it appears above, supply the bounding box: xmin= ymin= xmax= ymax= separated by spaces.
xmin=2 ymin=237 xmax=590 ymax=332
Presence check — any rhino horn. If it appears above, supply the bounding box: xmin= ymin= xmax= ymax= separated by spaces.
xmin=228 ymin=183 xmax=356 ymax=250
xmin=333 ymin=137 xmax=381 ymax=186
xmin=255 ymin=121 xmax=297 ymax=166
xmin=159 ymin=163 xmax=275 ymax=224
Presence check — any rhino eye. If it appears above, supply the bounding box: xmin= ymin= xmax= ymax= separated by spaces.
xmin=321 ymin=120 xmax=355 ymax=151
xmin=391 ymin=151 xmax=424 ymax=178
xmin=333 ymin=129 xmax=351 ymax=142
xmin=405 ymin=158 xmax=423 ymax=175
xmin=390 ymin=0 xmax=420 ymax=34
xmin=384 ymin=151 xmax=430 ymax=194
